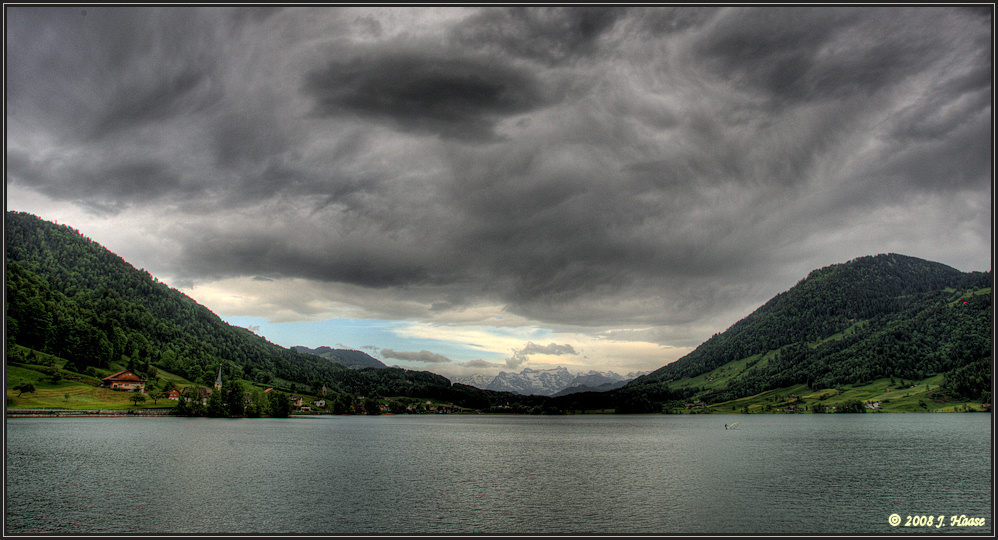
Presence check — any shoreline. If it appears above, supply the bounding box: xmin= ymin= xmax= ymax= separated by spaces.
xmin=6 ymin=407 xmax=989 ymax=418
xmin=6 ymin=408 xmax=178 ymax=418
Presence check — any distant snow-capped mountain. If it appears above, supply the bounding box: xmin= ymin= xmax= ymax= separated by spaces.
xmin=487 ymin=367 xmax=577 ymax=396
xmin=451 ymin=373 xmax=494 ymax=389
xmin=451 ymin=367 xmax=648 ymax=397
xmin=569 ymin=370 xmax=624 ymax=387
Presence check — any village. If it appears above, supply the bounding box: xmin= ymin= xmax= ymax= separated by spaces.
xmin=99 ymin=367 xmax=469 ymax=415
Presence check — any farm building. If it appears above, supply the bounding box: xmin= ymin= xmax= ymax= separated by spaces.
xmin=101 ymin=370 xmax=147 ymax=392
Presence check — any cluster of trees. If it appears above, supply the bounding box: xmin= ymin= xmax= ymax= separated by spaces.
xmin=172 ymin=384 xmax=293 ymax=418
xmin=315 ymin=367 xmax=547 ymax=411
xmin=7 ymin=262 xmax=119 ymax=372
xmin=808 ymin=400 xmax=868 ymax=414
xmin=831 ymin=400 xmax=866 ymax=414
xmin=548 ymin=380 xmax=693 ymax=414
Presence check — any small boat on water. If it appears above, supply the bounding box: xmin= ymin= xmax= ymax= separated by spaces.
xmin=725 ymin=421 xmax=740 ymax=430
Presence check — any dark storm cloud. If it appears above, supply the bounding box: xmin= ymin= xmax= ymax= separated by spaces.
xmin=90 ymin=67 xmax=218 ymax=140
xmin=6 ymin=6 xmax=991 ymax=344
xmin=637 ymin=6 xmax=722 ymax=36
xmin=227 ymin=5 xmax=286 ymax=24
xmin=6 ymin=7 xmax=224 ymax=142
xmin=451 ymin=6 xmax=626 ymax=65
xmin=303 ymin=51 xmax=553 ymax=141
xmin=691 ymin=7 xmax=947 ymax=103
xmin=177 ymin=225 xmax=434 ymax=289
xmin=5 ymin=6 xmax=236 ymax=214
xmin=876 ymin=111 xmax=991 ymax=193
xmin=431 ymin=139 xmax=766 ymax=315
xmin=7 ymin=149 xmax=189 ymax=214
xmin=381 ymin=349 xmax=452 ymax=364
xmin=872 ymin=31 xmax=993 ymax=193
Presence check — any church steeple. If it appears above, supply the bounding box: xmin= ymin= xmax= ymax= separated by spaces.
xmin=214 ymin=365 xmax=222 ymax=391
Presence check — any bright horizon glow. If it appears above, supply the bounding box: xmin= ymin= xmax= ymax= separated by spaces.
xmin=219 ymin=315 xmax=685 ymax=379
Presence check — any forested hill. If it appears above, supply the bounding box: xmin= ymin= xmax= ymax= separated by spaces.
xmin=5 ymin=211 xmax=351 ymax=387
xmin=610 ymin=253 xmax=992 ymax=408
xmin=5 ymin=211 xmax=546 ymax=410
xmin=294 ymin=346 xmax=388 ymax=369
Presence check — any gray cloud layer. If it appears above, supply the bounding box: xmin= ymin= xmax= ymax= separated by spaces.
xmin=520 ymin=342 xmax=578 ymax=356
xmin=381 ymin=349 xmax=452 ymax=364
xmin=6 ymin=6 xmax=992 ymax=349
xmin=304 ymin=52 xmax=554 ymax=141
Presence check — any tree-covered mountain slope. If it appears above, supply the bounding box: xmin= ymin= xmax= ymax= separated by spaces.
xmin=613 ymin=254 xmax=992 ymax=408
xmin=5 ymin=211 xmax=544 ymax=410
xmin=6 ymin=211 xmax=352 ymax=388
xmin=294 ymin=346 xmax=388 ymax=369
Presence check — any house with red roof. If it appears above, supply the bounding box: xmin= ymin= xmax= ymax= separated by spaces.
xmin=101 ymin=370 xmax=147 ymax=393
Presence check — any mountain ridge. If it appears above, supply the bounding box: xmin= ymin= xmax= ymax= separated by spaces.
xmin=600 ymin=253 xmax=992 ymax=411
xmin=453 ymin=367 xmax=649 ymax=396
xmin=293 ymin=346 xmax=388 ymax=370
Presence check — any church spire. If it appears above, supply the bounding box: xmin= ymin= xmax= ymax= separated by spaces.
xmin=215 ymin=364 xmax=222 ymax=391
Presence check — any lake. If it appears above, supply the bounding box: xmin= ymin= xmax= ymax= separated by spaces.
xmin=4 ymin=413 xmax=992 ymax=535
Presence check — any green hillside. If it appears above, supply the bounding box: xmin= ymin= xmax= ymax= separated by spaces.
xmin=611 ymin=254 xmax=992 ymax=410
xmin=5 ymin=211 xmax=348 ymax=388
xmin=550 ymin=254 xmax=991 ymax=413
xmin=5 ymin=211 xmax=543 ymax=412
xmin=294 ymin=346 xmax=388 ymax=369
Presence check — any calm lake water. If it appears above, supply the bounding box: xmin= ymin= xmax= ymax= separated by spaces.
xmin=5 ymin=413 xmax=992 ymax=535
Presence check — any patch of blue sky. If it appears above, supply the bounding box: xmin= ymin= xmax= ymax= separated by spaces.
xmin=221 ymin=316 xmax=509 ymax=364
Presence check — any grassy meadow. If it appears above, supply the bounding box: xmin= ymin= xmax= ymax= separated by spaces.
xmin=6 ymin=362 xmax=182 ymax=410
xmin=674 ymin=375 xmax=988 ymax=415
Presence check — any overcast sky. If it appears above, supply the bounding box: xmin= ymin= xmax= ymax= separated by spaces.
xmin=6 ymin=6 xmax=993 ymax=378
